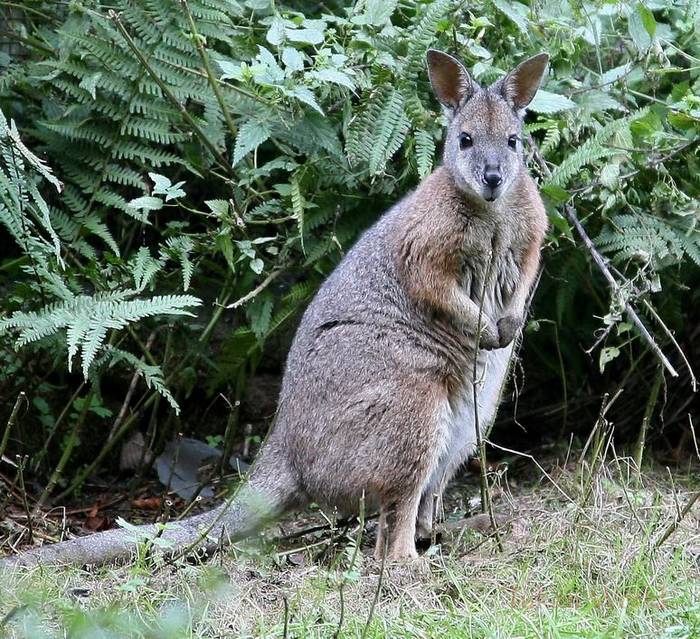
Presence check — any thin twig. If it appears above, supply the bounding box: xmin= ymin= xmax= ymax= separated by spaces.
xmin=0 ymin=391 xmax=25 ymax=463
xmin=486 ymin=440 xmax=604 ymax=533
xmin=362 ymin=530 xmax=387 ymax=639
xmin=225 ymin=269 xmax=281 ymax=309
xmin=282 ymin=596 xmax=289 ymax=639
xmin=472 ymin=250 xmax=503 ymax=552
xmin=34 ymin=386 xmax=96 ymax=513
xmin=109 ymin=332 xmax=156 ymax=441
xmin=333 ymin=495 xmax=365 ymax=639
xmin=642 ymin=299 xmax=696 ymax=391
xmin=565 ymin=204 xmax=677 ymax=377
xmin=16 ymin=455 xmax=33 ymax=545
xmin=688 ymin=415 xmax=700 ymax=462
xmin=653 ymin=490 xmax=700 ymax=549
xmin=32 ymin=382 xmax=84 ymax=472
xmin=634 ymin=368 xmax=662 ymax=482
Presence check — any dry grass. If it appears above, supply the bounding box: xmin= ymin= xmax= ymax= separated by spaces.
xmin=1 ymin=453 xmax=699 ymax=638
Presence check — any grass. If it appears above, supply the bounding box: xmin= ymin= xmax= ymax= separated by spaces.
xmin=1 ymin=454 xmax=699 ymax=639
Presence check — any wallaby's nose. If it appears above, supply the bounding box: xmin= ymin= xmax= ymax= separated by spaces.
xmin=483 ymin=166 xmax=502 ymax=188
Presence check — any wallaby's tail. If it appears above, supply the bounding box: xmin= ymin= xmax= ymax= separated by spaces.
xmin=0 ymin=454 xmax=301 ymax=570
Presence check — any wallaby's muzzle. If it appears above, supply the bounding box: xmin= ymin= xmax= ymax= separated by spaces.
xmin=482 ymin=165 xmax=503 ymax=201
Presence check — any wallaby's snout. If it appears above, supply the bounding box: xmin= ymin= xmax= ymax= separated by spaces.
xmin=427 ymin=49 xmax=549 ymax=204
xmin=482 ymin=163 xmax=502 ymax=201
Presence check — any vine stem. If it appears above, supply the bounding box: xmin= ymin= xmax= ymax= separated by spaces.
xmin=528 ymin=138 xmax=678 ymax=378
xmin=181 ymin=0 xmax=238 ymax=141
xmin=0 ymin=392 xmax=25 ymax=464
xmin=109 ymin=10 xmax=234 ymax=178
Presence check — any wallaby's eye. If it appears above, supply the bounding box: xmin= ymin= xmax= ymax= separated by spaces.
xmin=508 ymin=135 xmax=518 ymax=150
xmin=458 ymin=132 xmax=473 ymax=150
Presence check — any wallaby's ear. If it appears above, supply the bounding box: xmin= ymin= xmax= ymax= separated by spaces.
xmin=426 ymin=49 xmax=475 ymax=113
xmin=501 ymin=53 xmax=549 ymax=110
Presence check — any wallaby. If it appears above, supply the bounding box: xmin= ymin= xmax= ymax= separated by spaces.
xmin=1 ymin=49 xmax=549 ymax=569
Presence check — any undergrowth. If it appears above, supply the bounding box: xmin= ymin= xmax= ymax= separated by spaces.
xmin=1 ymin=456 xmax=698 ymax=638
xmin=0 ymin=1 xmax=697 ymax=497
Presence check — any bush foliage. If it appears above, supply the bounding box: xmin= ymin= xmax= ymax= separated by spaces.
xmin=0 ymin=0 xmax=698 ymax=490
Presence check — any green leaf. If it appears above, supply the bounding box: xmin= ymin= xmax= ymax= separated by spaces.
xmin=599 ymin=346 xmax=620 ymax=373
xmin=414 ymin=129 xmax=435 ymax=178
xmin=285 ymin=27 xmax=324 ymax=45
xmin=541 ymin=184 xmax=570 ymax=204
xmin=368 ymin=89 xmax=410 ymax=175
xmin=529 ymin=90 xmax=577 ymax=114
xmin=282 ymin=47 xmax=304 ymax=72
xmin=232 ymin=120 xmax=272 ymax=166
xmin=291 ymin=172 xmax=305 ymax=254
xmin=288 ymin=87 xmax=324 ymax=114
xmin=149 ymin=173 xmax=185 ymax=201
xmin=363 ymin=0 xmax=398 ymax=25
xmin=629 ymin=3 xmax=655 ymax=51
xmin=247 ymin=295 xmax=273 ymax=341
xmin=307 ymin=69 xmax=354 ymax=90
xmin=266 ymin=16 xmax=286 ymax=46
xmin=491 ymin=0 xmax=530 ymax=34
xmin=78 ymin=72 xmax=102 ymax=100
xmin=637 ymin=3 xmax=656 ymax=38
xmin=216 ymin=59 xmax=243 ymax=81
xmin=250 ymin=257 xmax=264 ymax=274
xmin=205 ymin=199 xmax=229 ymax=217
xmin=600 ymin=63 xmax=632 ymax=86
xmin=128 ymin=196 xmax=163 ymax=215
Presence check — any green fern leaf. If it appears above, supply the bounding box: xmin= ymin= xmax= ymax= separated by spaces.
xmin=414 ymin=129 xmax=435 ymax=178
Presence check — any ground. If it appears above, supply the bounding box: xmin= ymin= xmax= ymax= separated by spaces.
xmin=1 ymin=453 xmax=699 ymax=638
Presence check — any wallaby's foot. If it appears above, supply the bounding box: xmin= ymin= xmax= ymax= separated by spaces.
xmin=497 ymin=315 xmax=522 ymax=347
xmin=387 ymin=545 xmax=419 ymax=560
xmin=374 ymin=540 xmax=418 ymax=561
xmin=379 ymin=496 xmax=421 ymax=561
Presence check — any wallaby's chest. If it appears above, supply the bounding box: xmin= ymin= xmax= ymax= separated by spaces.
xmin=460 ymin=230 xmax=520 ymax=315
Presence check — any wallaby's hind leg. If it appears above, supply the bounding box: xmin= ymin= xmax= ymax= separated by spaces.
xmin=376 ymin=492 xmax=422 ymax=560
xmin=416 ymin=487 xmax=442 ymax=540
xmin=374 ymin=509 xmax=388 ymax=560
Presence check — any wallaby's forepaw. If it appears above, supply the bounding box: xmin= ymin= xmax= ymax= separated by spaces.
xmin=476 ymin=322 xmax=500 ymax=350
xmin=497 ymin=315 xmax=522 ymax=348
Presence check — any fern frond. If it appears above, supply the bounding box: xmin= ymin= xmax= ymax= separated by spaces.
xmin=548 ymin=109 xmax=649 ymax=188
xmin=347 ymin=86 xmax=410 ymax=175
xmin=161 ymin=237 xmax=195 ymax=290
xmin=0 ymin=292 xmax=201 ymax=378
xmin=107 ymin=347 xmax=181 ymax=413
xmin=414 ymin=129 xmax=435 ymax=178
xmin=291 ymin=172 xmax=305 ymax=254
xmin=596 ymin=211 xmax=700 ymax=268
xmin=403 ymin=0 xmax=454 ymax=79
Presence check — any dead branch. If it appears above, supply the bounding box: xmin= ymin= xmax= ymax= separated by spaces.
xmin=528 ymin=139 xmax=679 ymax=378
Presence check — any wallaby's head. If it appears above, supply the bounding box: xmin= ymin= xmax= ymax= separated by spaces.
xmin=427 ymin=50 xmax=549 ymax=203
